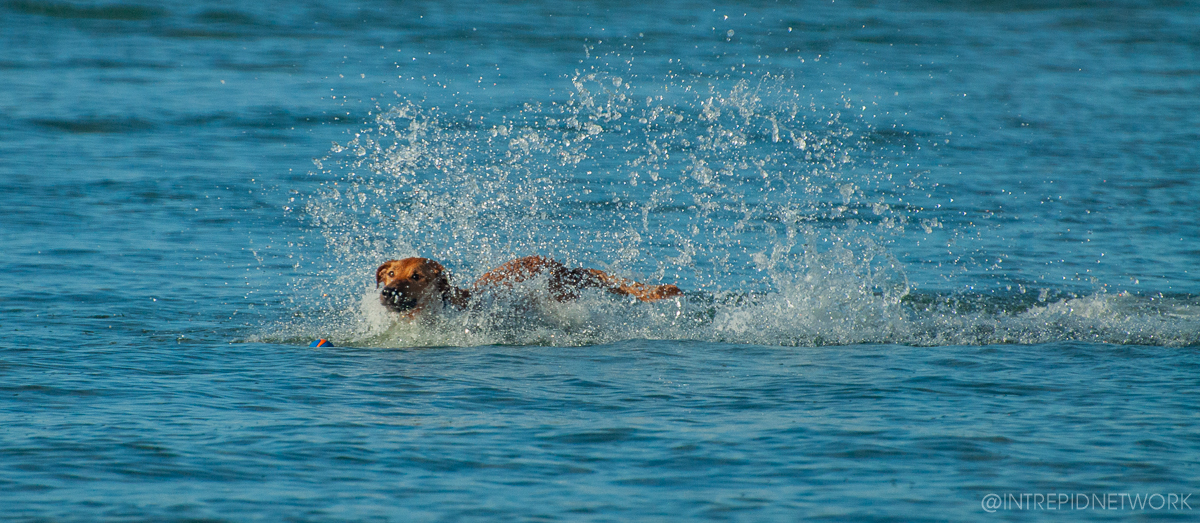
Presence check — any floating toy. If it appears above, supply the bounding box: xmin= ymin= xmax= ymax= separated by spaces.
xmin=309 ymin=339 xmax=334 ymax=347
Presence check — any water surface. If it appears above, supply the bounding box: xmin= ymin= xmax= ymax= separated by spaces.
xmin=2 ymin=0 xmax=1198 ymax=520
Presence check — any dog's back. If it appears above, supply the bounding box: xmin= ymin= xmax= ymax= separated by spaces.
xmin=474 ymin=256 xmax=680 ymax=302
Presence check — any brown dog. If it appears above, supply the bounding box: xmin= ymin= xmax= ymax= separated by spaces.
xmin=375 ymin=256 xmax=682 ymax=316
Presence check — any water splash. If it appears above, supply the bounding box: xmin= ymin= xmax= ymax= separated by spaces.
xmin=266 ymin=68 xmax=1199 ymax=348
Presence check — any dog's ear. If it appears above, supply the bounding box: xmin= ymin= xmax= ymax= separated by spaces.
xmin=423 ymin=260 xmax=451 ymax=293
xmin=376 ymin=261 xmax=397 ymax=288
xmin=435 ymin=268 xmax=451 ymax=294
xmin=423 ymin=260 xmax=466 ymax=306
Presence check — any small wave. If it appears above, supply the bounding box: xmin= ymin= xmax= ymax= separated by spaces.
xmin=27 ymin=109 xmax=358 ymax=135
xmin=4 ymin=0 xmax=164 ymax=20
xmin=31 ymin=117 xmax=156 ymax=133
xmin=193 ymin=9 xmax=265 ymax=27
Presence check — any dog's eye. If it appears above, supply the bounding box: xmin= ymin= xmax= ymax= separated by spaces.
xmin=411 ymin=274 xmax=421 ymax=281
xmin=387 ymin=271 xmax=394 ymax=277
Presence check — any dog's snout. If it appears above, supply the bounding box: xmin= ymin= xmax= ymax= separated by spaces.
xmin=380 ymin=285 xmax=407 ymax=304
xmin=380 ymin=284 xmax=418 ymax=312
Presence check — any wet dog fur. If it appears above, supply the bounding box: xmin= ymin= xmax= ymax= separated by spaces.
xmin=376 ymin=256 xmax=682 ymax=316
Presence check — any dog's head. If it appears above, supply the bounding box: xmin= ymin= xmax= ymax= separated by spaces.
xmin=376 ymin=258 xmax=452 ymax=314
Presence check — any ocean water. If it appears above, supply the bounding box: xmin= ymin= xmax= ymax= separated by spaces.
xmin=2 ymin=0 xmax=1198 ymax=520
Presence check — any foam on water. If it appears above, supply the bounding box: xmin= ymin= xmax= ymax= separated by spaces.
xmin=266 ymin=64 xmax=1199 ymax=348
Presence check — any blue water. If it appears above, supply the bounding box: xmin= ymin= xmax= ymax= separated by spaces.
xmin=3 ymin=0 xmax=1198 ymax=520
